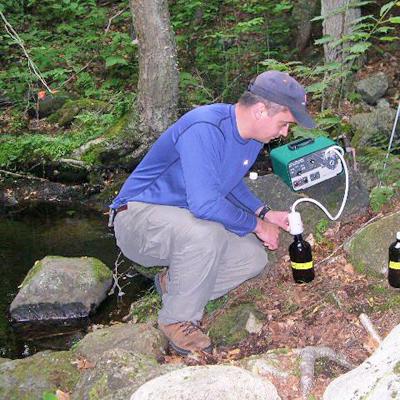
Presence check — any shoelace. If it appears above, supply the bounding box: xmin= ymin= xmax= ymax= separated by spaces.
xmin=179 ymin=322 xmax=202 ymax=336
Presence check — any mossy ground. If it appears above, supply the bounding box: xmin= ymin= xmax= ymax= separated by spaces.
xmin=208 ymin=303 xmax=264 ymax=346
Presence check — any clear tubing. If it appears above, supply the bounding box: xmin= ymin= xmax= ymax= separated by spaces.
xmin=290 ymin=146 xmax=349 ymax=221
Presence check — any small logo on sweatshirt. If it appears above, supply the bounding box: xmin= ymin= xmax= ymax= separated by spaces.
xmin=243 ymin=159 xmax=249 ymax=166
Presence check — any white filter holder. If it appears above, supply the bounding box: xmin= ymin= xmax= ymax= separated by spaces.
xmin=288 ymin=211 xmax=304 ymax=235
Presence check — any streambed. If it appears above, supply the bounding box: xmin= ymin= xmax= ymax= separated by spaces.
xmin=0 ymin=203 xmax=150 ymax=359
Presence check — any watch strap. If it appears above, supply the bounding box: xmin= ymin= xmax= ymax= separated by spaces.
xmin=258 ymin=204 xmax=271 ymax=220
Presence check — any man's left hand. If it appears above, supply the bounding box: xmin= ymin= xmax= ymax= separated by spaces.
xmin=264 ymin=210 xmax=289 ymax=232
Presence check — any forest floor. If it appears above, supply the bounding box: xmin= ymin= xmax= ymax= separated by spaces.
xmin=159 ymin=194 xmax=400 ymax=400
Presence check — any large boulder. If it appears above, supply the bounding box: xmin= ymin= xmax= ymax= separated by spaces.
xmin=73 ymin=322 xmax=167 ymax=362
xmin=10 ymin=256 xmax=112 ymax=323
xmin=130 ymin=365 xmax=281 ymax=400
xmin=0 ymin=350 xmax=79 ymax=400
xmin=354 ymin=72 xmax=389 ymax=104
xmin=344 ymin=211 xmax=400 ymax=276
xmin=247 ymin=168 xmax=368 ymax=227
xmin=350 ymin=100 xmax=398 ymax=150
xmin=246 ymin=170 xmax=369 ymax=263
xmin=323 ymin=323 xmax=400 ymax=400
xmin=72 ymin=348 xmax=181 ymax=400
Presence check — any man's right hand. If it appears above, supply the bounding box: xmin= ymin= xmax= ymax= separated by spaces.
xmin=253 ymin=218 xmax=280 ymax=250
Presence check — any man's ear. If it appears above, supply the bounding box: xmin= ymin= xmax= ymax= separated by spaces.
xmin=253 ymin=102 xmax=265 ymax=120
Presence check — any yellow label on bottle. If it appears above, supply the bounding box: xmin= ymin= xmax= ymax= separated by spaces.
xmin=389 ymin=261 xmax=400 ymax=270
xmin=291 ymin=261 xmax=313 ymax=270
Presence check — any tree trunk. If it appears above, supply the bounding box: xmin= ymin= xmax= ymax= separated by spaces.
xmin=320 ymin=0 xmax=361 ymax=108
xmin=321 ymin=0 xmax=361 ymax=64
xmin=292 ymin=0 xmax=319 ymax=54
xmin=127 ymin=0 xmax=179 ymax=161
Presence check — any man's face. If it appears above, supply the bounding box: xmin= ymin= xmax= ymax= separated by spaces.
xmin=254 ymin=106 xmax=297 ymax=143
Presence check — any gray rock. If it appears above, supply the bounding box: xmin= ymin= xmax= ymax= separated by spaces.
xmin=245 ymin=312 xmax=264 ymax=334
xmin=344 ymin=211 xmax=400 ymax=276
xmin=323 ymin=323 xmax=400 ymax=400
xmin=0 ymin=350 xmax=79 ymax=400
xmin=10 ymin=256 xmax=112 ymax=323
xmin=130 ymin=365 xmax=281 ymax=400
xmin=247 ymin=169 xmax=368 ymax=225
xmin=350 ymin=103 xmax=398 ymax=149
xmin=73 ymin=323 xmax=167 ymax=362
xmin=355 ymin=72 xmax=389 ymax=104
xmin=72 ymin=348 xmax=181 ymax=400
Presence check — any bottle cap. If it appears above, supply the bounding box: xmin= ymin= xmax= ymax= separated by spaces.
xmin=249 ymin=172 xmax=258 ymax=180
xmin=288 ymin=211 xmax=304 ymax=235
xmin=397 ymin=232 xmax=400 ymax=241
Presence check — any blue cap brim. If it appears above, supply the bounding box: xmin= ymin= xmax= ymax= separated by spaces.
xmin=290 ymin=106 xmax=316 ymax=129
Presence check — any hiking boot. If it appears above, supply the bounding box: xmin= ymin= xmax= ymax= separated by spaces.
xmin=159 ymin=321 xmax=213 ymax=356
xmin=154 ymin=270 xmax=168 ymax=296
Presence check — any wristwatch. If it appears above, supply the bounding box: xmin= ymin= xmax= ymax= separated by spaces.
xmin=258 ymin=204 xmax=271 ymax=220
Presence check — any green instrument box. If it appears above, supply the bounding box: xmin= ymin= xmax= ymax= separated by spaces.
xmin=269 ymin=137 xmax=343 ymax=191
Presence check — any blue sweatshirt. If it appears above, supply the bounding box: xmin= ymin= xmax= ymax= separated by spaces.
xmin=110 ymin=103 xmax=264 ymax=236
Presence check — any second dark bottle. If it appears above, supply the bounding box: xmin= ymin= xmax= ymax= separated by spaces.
xmin=388 ymin=232 xmax=400 ymax=288
xmin=289 ymin=234 xmax=315 ymax=283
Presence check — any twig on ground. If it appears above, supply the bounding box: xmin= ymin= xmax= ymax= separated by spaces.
xmin=296 ymin=346 xmax=355 ymax=399
xmin=0 ymin=168 xmax=49 ymax=182
xmin=0 ymin=11 xmax=52 ymax=93
xmin=59 ymin=60 xmax=94 ymax=88
xmin=105 ymin=8 xmax=128 ymax=33
xmin=359 ymin=313 xmax=382 ymax=345
xmin=108 ymin=251 xmax=125 ymax=297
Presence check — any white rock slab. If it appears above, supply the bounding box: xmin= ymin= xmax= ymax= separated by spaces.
xmin=130 ymin=365 xmax=281 ymax=400
xmin=323 ymin=324 xmax=400 ymax=400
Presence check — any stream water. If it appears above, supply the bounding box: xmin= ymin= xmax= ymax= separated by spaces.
xmin=0 ymin=203 xmax=151 ymax=359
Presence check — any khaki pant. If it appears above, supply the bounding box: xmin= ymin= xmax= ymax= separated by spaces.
xmin=114 ymin=202 xmax=268 ymax=324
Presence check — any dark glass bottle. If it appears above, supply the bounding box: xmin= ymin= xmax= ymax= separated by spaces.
xmin=289 ymin=234 xmax=314 ymax=283
xmin=388 ymin=232 xmax=400 ymax=288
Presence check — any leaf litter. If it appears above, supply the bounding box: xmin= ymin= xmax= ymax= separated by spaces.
xmin=160 ymin=195 xmax=400 ymax=399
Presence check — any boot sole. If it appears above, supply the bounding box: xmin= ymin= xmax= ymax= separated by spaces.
xmin=169 ymin=341 xmax=213 ymax=356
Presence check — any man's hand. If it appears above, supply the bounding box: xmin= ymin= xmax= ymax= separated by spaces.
xmin=253 ymin=219 xmax=281 ymax=250
xmin=264 ymin=210 xmax=289 ymax=232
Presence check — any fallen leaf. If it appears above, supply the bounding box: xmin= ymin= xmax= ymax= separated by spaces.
xmin=305 ymin=233 xmax=315 ymax=247
xmin=56 ymin=389 xmax=70 ymax=400
xmin=343 ymin=263 xmax=355 ymax=274
xmin=71 ymin=357 xmax=95 ymax=370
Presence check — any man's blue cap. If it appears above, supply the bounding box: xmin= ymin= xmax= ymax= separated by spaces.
xmin=248 ymin=71 xmax=316 ymax=129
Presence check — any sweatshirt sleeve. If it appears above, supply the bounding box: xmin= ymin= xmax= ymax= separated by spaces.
xmin=227 ymin=180 xmax=263 ymax=213
xmin=174 ymin=122 xmax=257 ymax=236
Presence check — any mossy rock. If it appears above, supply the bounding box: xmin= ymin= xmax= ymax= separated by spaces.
xmin=0 ymin=350 xmax=79 ymax=400
xmin=208 ymin=303 xmax=265 ymax=346
xmin=48 ymin=99 xmax=111 ymax=126
xmin=71 ymin=348 xmax=180 ymax=400
xmin=10 ymin=256 xmax=112 ymax=323
xmin=344 ymin=211 xmax=400 ymax=276
xmin=72 ymin=323 xmax=167 ymax=362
